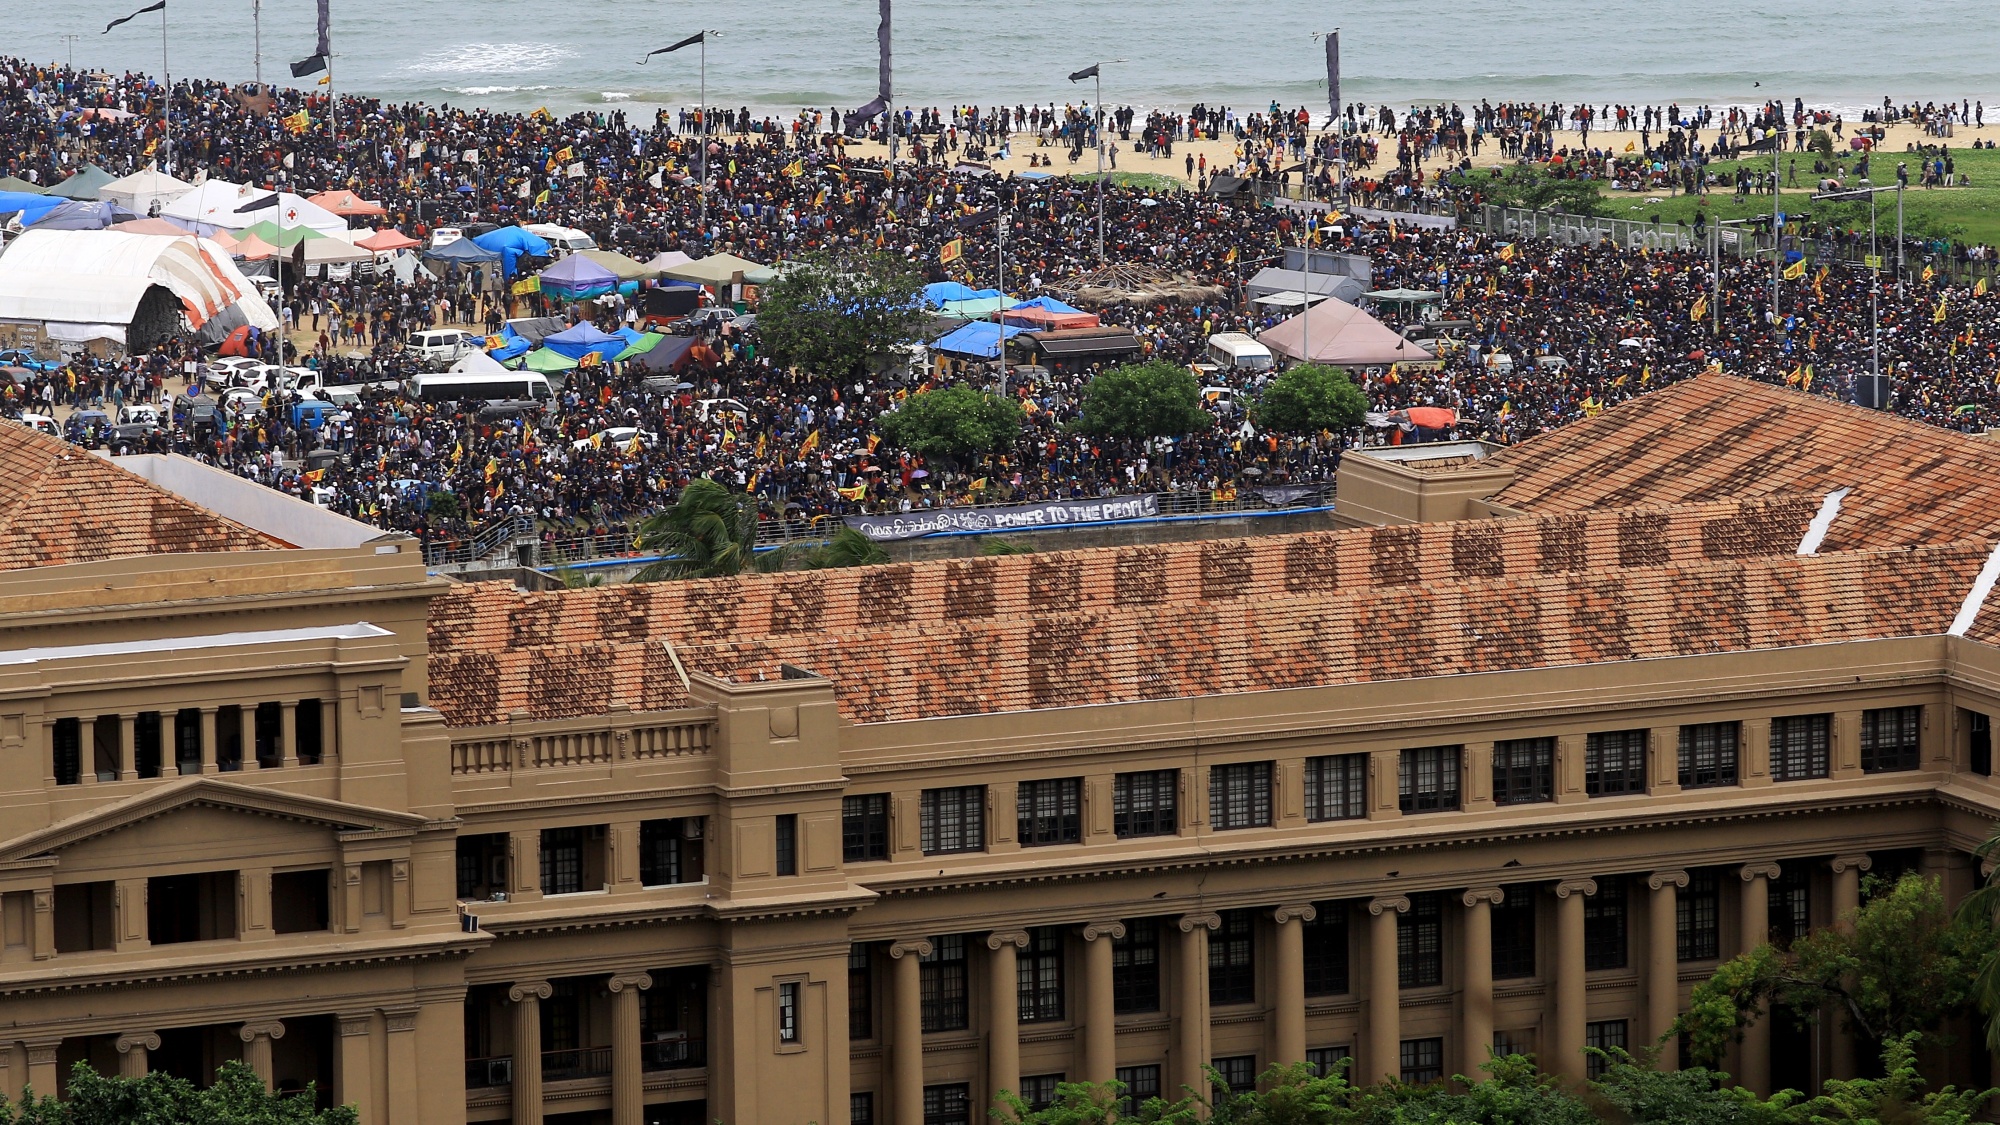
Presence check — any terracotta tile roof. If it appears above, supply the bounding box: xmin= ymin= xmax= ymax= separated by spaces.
xmin=0 ymin=424 xmax=285 ymax=570
xmin=1481 ymin=371 xmax=2000 ymax=552
xmin=425 ymin=494 xmax=1982 ymax=727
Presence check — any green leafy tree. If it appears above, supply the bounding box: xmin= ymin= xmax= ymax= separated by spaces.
xmin=1585 ymin=1048 xmax=1793 ymax=1125
xmin=1675 ymin=873 xmax=1990 ymax=1068
xmin=875 ymin=384 xmax=1024 ymax=465
xmin=1252 ymin=364 xmax=1367 ymax=435
xmin=1794 ymin=1033 xmax=1994 ymax=1124
xmin=1807 ymin=130 xmax=1835 ymax=160
xmin=798 ymin=525 xmax=890 ymax=569
xmin=423 ymin=490 xmax=462 ymax=520
xmin=1075 ymin=360 xmax=1212 ymax=441
xmin=980 ymin=538 xmax=1036 ymax=556
xmin=753 ymin=250 xmax=929 ymax=379
xmin=630 ymin=478 xmax=787 ymax=581
xmin=5 ymin=1060 xmax=356 ymax=1125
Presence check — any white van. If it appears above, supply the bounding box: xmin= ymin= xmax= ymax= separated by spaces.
xmin=524 ymin=223 xmax=598 ymax=256
xmin=1206 ymin=332 xmax=1274 ymax=373
xmin=407 ymin=329 xmax=480 ymax=365
xmin=406 ymin=371 xmax=553 ymax=404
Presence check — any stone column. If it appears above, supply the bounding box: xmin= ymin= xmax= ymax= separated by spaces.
xmin=889 ymin=939 xmax=932 ymax=1125
xmin=1646 ymin=870 xmax=1688 ymax=1063
xmin=1364 ymin=896 xmax=1409 ymax=1085
xmin=1175 ymin=913 xmax=1220 ymax=1101
xmin=24 ymin=1040 xmax=59 ymax=1099
xmin=608 ymin=973 xmax=653 ymax=1125
xmin=199 ymin=707 xmax=218 ymax=774
xmin=79 ymin=716 xmax=100 ymax=785
xmin=239 ymin=1020 xmax=287 ymax=1089
xmin=240 ymin=706 xmax=259 ymax=770
xmin=280 ymin=701 xmax=300 ymax=767
xmin=383 ymin=1008 xmax=419 ymax=1125
xmin=336 ymin=1012 xmax=377 ymax=1125
xmin=1271 ymin=904 xmax=1317 ymax=1068
xmin=1827 ymin=855 xmax=1871 ymax=1079
xmin=118 ymin=713 xmax=137 ymax=780
xmin=1460 ymin=888 xmax=1504 ymax=1081
xmin=986 ymin=931 xmax=1029 ymax=1110
xmin=1737 ymin=863 xmax=1781 ymax=1095
xmin=1552 ymin=879 xmax=1597 ymax=1083
xmin=1078 ymin=921 xmax=1124 ymax=1084
xmin=115 ymin=1032 xmax=158 ymax=1079
xmin=509 ymin=981 xmax=552 ymax=1125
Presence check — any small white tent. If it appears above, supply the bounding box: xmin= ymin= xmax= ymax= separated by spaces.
xmin=97 ymin=168 xmax=193 ymax=217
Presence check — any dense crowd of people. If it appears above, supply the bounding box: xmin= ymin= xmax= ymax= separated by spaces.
xmin=4 ymin=54 xmax=2000 ymax=556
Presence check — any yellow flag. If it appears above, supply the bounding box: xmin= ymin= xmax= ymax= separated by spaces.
xmin=317 ymin=74 xmax=332 ymax=86
xmin=625 ymin=434 xmax=644 ymax=454
xmin=1935 ymin=296 xmax=1949 ymax=323
xmin=784 ymin=158 xmax=804 ymax=177
xmin=837 ymin=484 xmax=867 ymax=501
xmin=939 ymin=239 xmax=963 ymax=264
xmin=1978 ymin=278 xmax=1990 ymax=297
xmin=1783 ymin=258 xmax=1806 ymax=281
xmin=1690 ymin=295 xmax=1708 ymax=322
xmin=1624 ymin=141 xmax=1635 ymax=152
xmin=535 ymin=188 xmax=550 ymax=206
xmin=1497 ymin=243 xmax=1516 ymax=262
xmin=800 ymin=429 xmax=821 ymax=454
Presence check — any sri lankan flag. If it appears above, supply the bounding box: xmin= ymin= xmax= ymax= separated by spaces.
xmin=1690 ymin=295 xmax=1708 ymax=322
xmin=939 ymin=239 xmax=963 ymax=264
xmin=1783 ymin=258 xmax=1806 ymax=281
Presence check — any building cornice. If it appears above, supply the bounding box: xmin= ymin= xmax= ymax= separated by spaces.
xmin=0 ymin=929 xmax=484 ymax=996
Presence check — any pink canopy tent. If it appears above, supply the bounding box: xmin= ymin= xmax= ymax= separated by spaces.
xmin=1255 ymin=299 xmax=1435 ymax=366
xmin=308 ymin=190 xmax=387 ymax=217
xmin=1001 ymin=306 xmax=1100 ymax=330
xmin=356 ymin=228 xmax=421 ymax=251
xmin=108 ymin=217 xmax=189 ymax=235
xmin=230 ymin=232 xmax=279 ymax=260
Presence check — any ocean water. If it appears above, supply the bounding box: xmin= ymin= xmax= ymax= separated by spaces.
xmin=24 ymin=0 xmax=2000 ymax=121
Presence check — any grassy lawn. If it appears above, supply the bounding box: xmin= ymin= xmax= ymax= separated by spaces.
xmin=1594 ymin=146 xmax=2000 ymax=246
xmin=1073 ymin=171 xmax=1187 ymax=191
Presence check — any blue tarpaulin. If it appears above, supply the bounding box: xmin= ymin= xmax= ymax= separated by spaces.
xmin=1011 ymin=296 xmax=1084 ymax=314
xmin=922 ymin=281 xmax=1001 ymax=307
xmin=471 ymin=226 xmax=552 ymax=277
xmin=0 ymin=191 xmax=66 ymax=225
xmin=930 ymin=320 xmax=1024 ymax=358
xmin=424 ymin=238 xmax=501 ymax=264
xmin=26 ymin=200 xmax=131 ymax=230
xmin=540 ymin=322 xmax=625 ymax=361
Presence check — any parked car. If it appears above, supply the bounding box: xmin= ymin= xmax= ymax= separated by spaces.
xmin=407 ymin=329 xmax=481 ymax=366
xmin=570 ymin=426 xmax=657 ymax=451
xmin=0 ymin=348 xmax=57 ymax=373
xmin=16 ymin=413 xmax=59 ymax=437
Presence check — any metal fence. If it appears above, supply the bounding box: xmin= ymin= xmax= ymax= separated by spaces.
xmin=1479 ymin=205 xmax=1699 ymax=251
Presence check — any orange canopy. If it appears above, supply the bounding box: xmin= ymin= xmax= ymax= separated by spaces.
xmin=307 ymin=190 xmax=387 ymax=217
xmin=356 ymin=227 xmax=422 ymax=251
xmin=230 ymin=232 xmax=279 ymax=260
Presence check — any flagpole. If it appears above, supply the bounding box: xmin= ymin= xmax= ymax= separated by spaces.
xmin=699 ymin=34 xmax=708 ymax=238
xmin=253 ymin=0 xmax=261 ymax=87
xmin=161 ymin=4 xmax=172 ymax=172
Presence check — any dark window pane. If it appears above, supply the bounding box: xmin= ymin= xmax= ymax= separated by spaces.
xmin=843 ymin=794 xmax=890 ymax=862
xmin=1678 ymin=723 xmax=1739 ymax=789
xmin=1399 ymin=747 xmax=1461 ymax=813
xmin=1584 ymin=877 xmax=1628 ymax=971
xmin=920 ymin=935 xmax=968 ymax=1032
xmin=921 ymin=787 xmax=985 ymax=855
xmin=1018 ymin=927 xmax=1065 ymax=1023
xmin=1113 ymin=920 xmax=1160 ymax=1014
xmin=1493 ymin=738 xmax=1555 ymax=806
xmin=1586 ymin=729 xmax=1648 ymax=796
xmin=1490 ymin=887 xmax=1536 ymax=979
xmin=1304 ymin=754 xmax=1367 ymax=821
xmin=1860 ymin=707 xmax=1922 ymax=773
xmin=1400 ymin=1037 xmax=1444 ymax=1084
xmin=1770 ymin=715 xmax=1831 ymax=782
xmin=1303 ymin=904 xmax=1349 ymax=996
xmin=1208 ymin=763 xmax=1273 ymax=830
xmin=1017 ymin=779 xmax=1082 ymax=846
xmin=1677 ymin=872 xmax=1720 ymax=961
xmin=1398 ymin=894 xmax=1444 ymax=988
xmin=1114 ymin=770 xmax=1178 ymax=838
xmin=1208 ymin=910 xmax=1256 ymax=1005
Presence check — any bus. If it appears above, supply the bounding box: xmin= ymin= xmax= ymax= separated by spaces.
xmin=405 ymin=372 xmax=553 ymax=404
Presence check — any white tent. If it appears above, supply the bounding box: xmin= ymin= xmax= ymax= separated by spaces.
xmin=301 ymin=238 xmax=372 ymax=265
xmin=0 ymin=229 xmax=278 ymax=347
xmin=1255 ymin=299 xmax=1436 ymax=367
xmin=97 ymin=168 xmax=193 ymax=216
xmin=450 ymin=349 xmax=511 ymax=375
xmin=161 ymin=182 xmax=347 ymax=237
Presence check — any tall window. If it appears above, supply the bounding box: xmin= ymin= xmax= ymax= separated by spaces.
xmin=1493 ymin=738 xmax=1555 ymax=805
xmin=1113 ymin=920 xmax=1160 ymax=1013
xmin=848 ymin=944 xmax=874 ymax=1040
xmin=1115 ymin=1066 xmax=1161 ymax=1113
xmin=1209 ymin=910 xmax=1257 ymax=1005
xmin=1018 ymin=927 xmax=1065 ymax=1023
xmin=1677 ymin=872 xmax=1720 ymax=962
xmin=920 ymin=935 xmax=968 ymax=1031
xmin=777 ymin=981 xmax=801 ymax=1043
xmin=1211 ymin=1056 xmax=1258 ymax=1094
xmin=52 ymin=718 xmax=81 ymax=786
xmin=1400 ymin=1038 xmax=1444 ymax=1085
xmin=775 ymin=815 xmax=798 ymax=876
xmin=1017 ymin=778 xmax=1082 ymax=846
xmin=1490 ymin=888 xmax=1536 ymax=979
xmin=1769 ymin=867 xmax=1811 ymax=945
xmin=1399 ymin=746 xmax=1461 ymax=813
xmin=639 ymin=817 xmax=704 ymax=885
xmin=1114 ymin=770 xmax=1178 ymax=838
xmin=851 ymin=1093 xmax=875 ymax=1125
xmin=1018 ymin=1075 xmax=1063 ymax=1112
xmin=1208 ymin=763 xmax=1273 ymax=830
xmin=922 ymin=1084 xmax=970 ymax=1125
xmin=1678 ymin=723 xmax=1740 ymax=789
xmin=1304 ymin=754 xmax=1367 ymax=821
xmin=1585 ymin=1020 xmax=1627 ymax=1079
xmin=1586 ymin=730 xmax=1648 ymax=796
xmin=1398 ymin=894 xmax=1444 ymax=988
xmin=1770 ymin=714 xmax=1831 ymax=782
xmin=843 ymin=794 xmax=890 ymax=862
xmin=1860 ymin=707 xmax=1922 ymax=773
xmin=1306 ymin=1047 xmax=1352 ymax=1079
xmin=920 ymin=787 xmax=985 ymax=855
xmin=1584 ymin=877 xmax=1628 ymax=971
xmin=1303 ymin=905 xmax=1349 ymax=996
xmin=540 ymin=827 xmax=585 ymax=895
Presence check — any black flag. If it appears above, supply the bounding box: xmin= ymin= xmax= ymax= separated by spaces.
xmin=641 ymin=32 xmax=704 ymax=62
xmin=845 ymin=0 xmax=892 ymax=132
xmin=291 ymin=54 xmax=327 ymax=77
xmin=1067 ymin=64 xmax=1099 ymax=83
xmin=1324 ymin=31 xmax=1340 ymax=125
xmin=104 ymin=0 xmax=165 ymax=34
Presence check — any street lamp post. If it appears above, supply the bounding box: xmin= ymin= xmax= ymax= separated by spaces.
xmin=59 ymin=34 xmax=79 ymax=69
xmin=1068 ymin=60 xmax=1123 ymax=264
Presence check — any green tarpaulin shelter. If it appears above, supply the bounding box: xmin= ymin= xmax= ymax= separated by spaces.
xmin=520 ymin=348 xmax=578 ymax=373
xmin=613 ymin=332 xmax=666 ymax=362
xmin=235 ymin=220 xmax=327 ymax=248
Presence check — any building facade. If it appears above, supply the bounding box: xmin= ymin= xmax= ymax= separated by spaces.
xmin=3 ymin=374 xmax=2000 ymax=1125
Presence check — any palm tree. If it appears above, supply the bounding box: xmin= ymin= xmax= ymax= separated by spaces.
xmin=799 ymin=525 xmax=890 ymax=569
xmin=630 ymin=478 xmax=787 ymax=582
xmin=980 ymin=538 xmax=1036 ymax=556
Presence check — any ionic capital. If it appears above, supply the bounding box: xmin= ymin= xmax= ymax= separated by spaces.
xmin=1367 ymin=895 xmax=1410 ymax=917
xmin=607 ymin=972 xmax=655 ymax=993
xmin=1739 ymin=862 xmax=1782 ymax=883
xmin=1080 ymin=920 xmax=1127 ymax=942
xmin=1829 ymin=854 xmax=1874 ymax=875
xmin=1554 ymin=878 xmax=1599 ymax=900
xmin=1461 ymin=886 xmax=1505 ymax=908
xmin=237 ymin=1020 xmax=286 ymax=1044
xmin=1646 ymin=869 xmax=1690 ymax=892
xmin=1177 ymin=912 xmax=1221 ymax=932
xmin=888 ymin=938 xmax=934 ymax=960
xmin=508 ymin=980 xmax=554 ymax=1003
xmin=986 ymin=929 xmax=1030 ymax=951
xmin=1272 ymin=903 xmax=1319 ymax=925
xmin=115 ymin=1031 xmax=161 ymax=1054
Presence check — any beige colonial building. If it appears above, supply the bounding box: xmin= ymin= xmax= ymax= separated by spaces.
xmin=4 ymin=371 xmax=2000 ymax=1125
